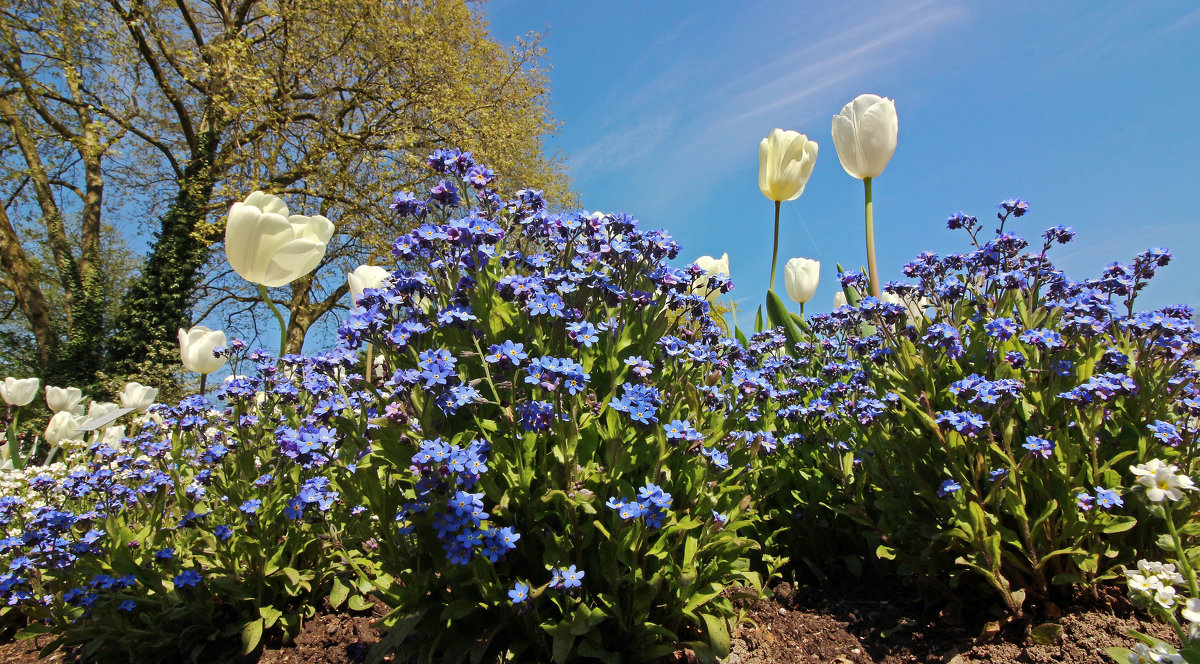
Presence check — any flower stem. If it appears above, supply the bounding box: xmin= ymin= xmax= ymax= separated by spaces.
xmin=1164 ymin=506 xmax=1199 ymax=597
xmin=864 ymin=177 xmax=881 ymax=299
xmin=769 ymin=201 xmax=781 ymax=292
xmin=258 ymin=284 xmax=289 ymax=357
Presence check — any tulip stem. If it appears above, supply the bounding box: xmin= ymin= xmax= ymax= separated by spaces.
xmin=864 ymin=177 xmax=881 ymax=299
xmin=769 ymin=201 xmax=781 ymax=292
xmin=259 ymin=284 xmax=289 ymax=357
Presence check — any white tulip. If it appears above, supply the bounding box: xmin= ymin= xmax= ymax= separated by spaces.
xmin=45 ymin=386 xmax=84 ymax=414
xmin=224 ymin=191 xmax=335 ymax=288
xmin=119 ymin=382 xmax=159 ymax=413
xmin=87 ymin=401 xmax=119 ymax=421
xmin=694 ymin=253 xmax=730 ymax=278
xmin=44 ymin=410 xmax=81 ymax=445
xmin=758 ymin=129 xmax=818 ymax=203
xmin=692 ymin=253 xmax=730 ymax=301
xmin=1 ymin=377 xmax=39 ymax=407
xmin=831 ymin=94 xmax=898 ymax=180
xmin=833 ymin=291 xmax=847 ymax=309
xmin=178 ymin=325 xmax=228 ymax=375
xmin=347 ymin=265 xmax=393 ymax=304
xmin=102 ymin=425 xmax=127 ymax=446
xmin=783 ymin=258 xmax=820 ymax=305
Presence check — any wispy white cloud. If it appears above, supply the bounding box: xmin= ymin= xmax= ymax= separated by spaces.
xmin=566 ymin=1 xmax=966 ymax=195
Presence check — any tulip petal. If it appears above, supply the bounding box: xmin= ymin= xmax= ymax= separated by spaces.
xmin=244 ymin=191 xmax=289 ymax=217
xmin=226 ymin=205 xmax=296 ymax=283
xmin=259 ymin=238 xmax=328 ymax=288
xmin=832 ymin=113 xmax=863 ymax=179
xmin=857 ymin=100 xmax=898 ymax=178
xmin=290 ymin=214 xmax=335 ymax=244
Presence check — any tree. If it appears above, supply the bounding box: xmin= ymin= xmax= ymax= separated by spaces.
xmin=0 ymin=0 xmax=569 ymax=385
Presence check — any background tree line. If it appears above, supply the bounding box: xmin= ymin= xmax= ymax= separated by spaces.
xmin=0 ymin=0 xmax=571 ymax=399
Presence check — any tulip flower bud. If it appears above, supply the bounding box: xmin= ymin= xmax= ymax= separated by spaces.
xmin=45 ymin=386 xmax=84 ymax=414
xmin=758 ymin=129 xmax=818 ymax=202
xmin=178 ymin=325 xmax=228 ymax=375
xmin=87 ymin=401 xmax=119 ymax=422
xmin=831 ymin=94 xmax=898 ymax=180
xmin=347 ymin=265 xmax=393 ymax=304
xmin=833 ymin=291 xmax=848 ymax=309
xmin=225 ymin=191 xmax=335 ymax=288
xmin=119 ymin=382 xmax=159 ymax=414
xmin=692 ymin=253 xmax=730 ymax=301
xmin=694 ymin=253 xmax=730 ymax=278
xmin=783 ymin=258 xmax=820 ymax=305
xmin=44 ymin=410 xmax=81 ymax=445
xmin=1 ymin=377 xmax=39 ymax=407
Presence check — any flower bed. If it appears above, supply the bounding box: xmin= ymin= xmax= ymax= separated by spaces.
xmin=0 ymin=117 xmax=1197 ymax=663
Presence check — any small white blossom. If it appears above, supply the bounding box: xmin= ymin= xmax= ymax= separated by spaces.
xmin=1131 ymin=460 xmax=1196 ymax=502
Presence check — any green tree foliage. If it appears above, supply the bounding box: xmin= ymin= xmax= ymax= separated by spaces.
xmin=0 ymin=0 xmax=570 ymax=386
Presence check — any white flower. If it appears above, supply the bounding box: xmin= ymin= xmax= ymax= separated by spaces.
xmin=1128 ymin=642 xmax=1185 ymax=664
xmin=225 ymin=191 xmax=335 ymax=288
xmin=758 ymin=129 xmax=818 ymax=202
xmin=118 ymin=382 xmax=158 ymax=414
xmin=831 ymin=93 xmax=898 ymax=180
xmin=783 ymin=258 xmax=820 ymax=305
xmin=101 ymin=425 xmax=126 ymax=446
xmin=347 ymin=265 xmax=393 ymax=305
xmin=1155 ymin=585 xmax=1178 ymax=610
xmin=44 ymin=386 xmax=84 ymax=414
xmin=833 ymin=291 xmax=847 ymax=309
xmin=1181 ymin=598 xmax=1200 ymax=623
xmin=87 ymin=401 xmax=119 ymax=421
xmin=694 ymin=253 xmax=730 ymax=278
xmin=693 ymin=253 xmax=730 ymax=301
xmin=1 ymin=377 xmax=39 ymax=407
xmin=1127 ymin=572 xmax=1161 ymax=595
xmin=44 ymin=411 xmax=82 ymax=445
xmin=178 ymin=325 xmax=228 ymax=375
xmin=1131 ymin=459 xmax=1195 ymax=502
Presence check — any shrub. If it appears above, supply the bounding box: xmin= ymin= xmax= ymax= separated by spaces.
xmin=332 ymin=151 xmax=765 ymax=662
xmin=759 ymin=202 xmax=1198 ymax=616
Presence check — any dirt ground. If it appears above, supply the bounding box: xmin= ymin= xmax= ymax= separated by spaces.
xmin=0 ymin=579 xmax=1174 ymax=663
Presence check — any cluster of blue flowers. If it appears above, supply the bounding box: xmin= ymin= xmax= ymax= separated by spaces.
xmin=606 ymin=483 xmax=674 ymax=529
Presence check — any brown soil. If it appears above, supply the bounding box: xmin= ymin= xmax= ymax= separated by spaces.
xmin=0 ymin=581 xmax=1175 ymax=663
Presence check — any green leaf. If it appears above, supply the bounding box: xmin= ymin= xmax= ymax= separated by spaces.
xmin=1104 ymin=647 xmax=1133 ymax=664
xmin=701 ymin=613 xmax=731 ymax=657
xmin=1101 ymin=516 xmax=1137 ymax=534
xmin=348 ymin=595 xmax=373 ymax=612
xmin=240 ymin=618 xmax=264 ymax=655
xmin=753 ymin=306 xmax=763 ymax=334
xmin=259 ymin=605 xmax=283 ymax=629
xmin=765 ymin=290 xmax=802 ymax=346
xmin=1031 ymin=622 xmax=1062 ymax=645
xmin=875 ymin=544 xmax=896 ymax=560
xmin=546 ymin=623 xmax=574 ymax=664
xmin=329 ymin=577 xmax=349 ymax=610
xmin=734 ymin=326 xmax=748 ymax=347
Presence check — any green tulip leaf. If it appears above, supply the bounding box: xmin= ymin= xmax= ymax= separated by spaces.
xmin=766 ymin=290 xmax=802 ymax=347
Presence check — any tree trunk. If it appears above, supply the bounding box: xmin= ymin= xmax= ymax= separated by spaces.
xmin=106 ymin=130 xmax=219 ymax=378
xmin=0 ymin=204 xmax=56 ymax=373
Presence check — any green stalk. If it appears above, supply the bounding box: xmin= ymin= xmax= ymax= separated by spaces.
xmin=864 ymin=177 xmax=881 ymax=299
xmin=258 ymin=284 xmax=289 ymax=357
xmin=1164 ymin=506 xmax=1199 ymax=597
xmin=6 ymin=410 xmax=23 ymax=470
xmin=769 ymin=201 xmax=781 ymax=292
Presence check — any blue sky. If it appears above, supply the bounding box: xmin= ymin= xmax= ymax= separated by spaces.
xmin=486 ymin=0 xmax=1200 ymax=315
